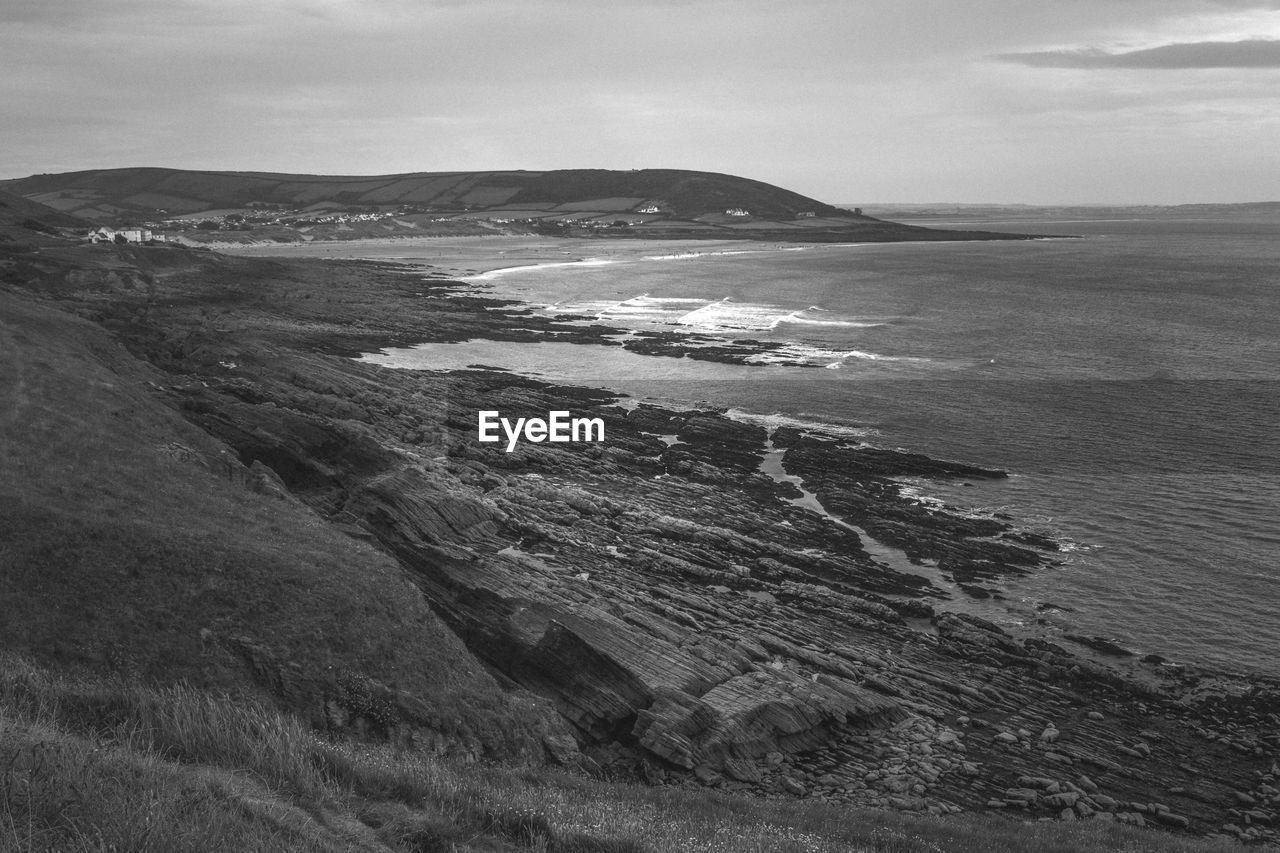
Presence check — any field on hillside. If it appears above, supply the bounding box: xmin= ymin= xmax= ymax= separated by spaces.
xmin=1 ymin=656 xmax=1251 ymax=853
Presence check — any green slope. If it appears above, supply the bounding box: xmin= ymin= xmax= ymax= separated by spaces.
xmin=0 ymin=253 xmax=566 ymax=763
xmin=0 ymin=188 xmax=90 ymax=231
xmin=0 ymin=167 xmax=854 ymax=222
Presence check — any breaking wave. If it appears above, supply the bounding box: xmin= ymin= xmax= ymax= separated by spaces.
xmin=674 ymin=298 xmax=886 ymax=332
xmin=542 ymin=294 xmax=886 ymax=333
xmin=745 ymin=343 xmax=898 ymax=367
xmin=466 ymin=258 xmax=616 ymax=281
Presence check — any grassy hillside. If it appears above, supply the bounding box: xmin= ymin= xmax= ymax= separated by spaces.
xmin=0 ymin=266 xmax=565 ymax=764
xmin=0 ymin=188 xmax=88 ymax=231
xmin=1 ymin=655 xmax=1248 ymax=853
xmin=0 ymin=167 xmax=849 ymax=223
xmin=1 ymin=168 xmax=1048 ymax=244
xmin=501 ymin=169 xmax=848 ymax=218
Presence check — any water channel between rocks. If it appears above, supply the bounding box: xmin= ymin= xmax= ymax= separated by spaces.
xmin=756 ymin=429 xmax=981 ymax=632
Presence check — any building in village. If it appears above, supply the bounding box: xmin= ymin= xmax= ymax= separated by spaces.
xmin=86 ymin=227 xmax=158 ymax=244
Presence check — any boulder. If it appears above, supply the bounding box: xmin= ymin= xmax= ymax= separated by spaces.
xmin=780 ymin=776 xmax=807 ymax=796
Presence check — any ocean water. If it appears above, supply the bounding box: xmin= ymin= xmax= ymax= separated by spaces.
xmin=346 ymin=218 xmax=1280 ymax=675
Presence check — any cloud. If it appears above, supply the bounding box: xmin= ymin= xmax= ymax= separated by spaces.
xmin=998 ymin=38 xmax=1280 ymax=68
xmin=5 ymin=1 xmax=1280 ymax=201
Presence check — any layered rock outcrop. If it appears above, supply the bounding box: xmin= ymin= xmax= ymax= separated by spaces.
xmin=170 ymin=358 xmax=1279 ymax=841
xmin=14 ymin=243 xmax=1276 ymax=842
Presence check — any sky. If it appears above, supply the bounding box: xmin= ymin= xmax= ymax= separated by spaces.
xmin=3 ymin=0 xmax=1280 ymax=204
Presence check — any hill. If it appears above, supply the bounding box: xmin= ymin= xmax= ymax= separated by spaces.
xmin=0 ymin=188 xmax=88 ymax=226
xmin=0 ymin=192 xmax=96 ymax=289
xmin=0 ymin=245 xmax=572 ymax=768
xmin=0 ymin=188 xmax=90 ymax=243
xmin=0 ymin=167 xmax=1043 ymax=244
xmin=0 ymin=167 xmax=850 ymax=221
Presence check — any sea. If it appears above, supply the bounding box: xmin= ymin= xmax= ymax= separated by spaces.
xmin=256 ymin=216 xmax=1280 ymax=676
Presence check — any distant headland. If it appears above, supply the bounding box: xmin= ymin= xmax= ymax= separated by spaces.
xmin=0 ymin=167 xmax=1042 ymax=244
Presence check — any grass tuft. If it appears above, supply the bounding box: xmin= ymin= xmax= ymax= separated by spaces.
xmin=0 ymin=655 xmax=1256 ymax=852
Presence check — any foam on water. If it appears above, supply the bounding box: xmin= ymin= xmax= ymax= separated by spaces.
xmin=674 ymin=298 xmax=779 ymax=331
xmin=642 ymin=248 xmax=794 ymax=261
xmin=541 ymin=294 xmax=709 ymax=324
xmin=625 ymin=294 xmax=707 ymax=304
xmin=544 ymin=294 xmax=887 ymax=336
xmin=781 ymin=307 xmax=887 ymax=328
xmin=675 ymin=298 xmax=885 ymax=333
xmin=598 ymin=294 xmax=711 ymax=323
xmin=745 ymin=343 xmax=905 ymax=366
xmin=466 ymin=257 xmax=617 ymax=281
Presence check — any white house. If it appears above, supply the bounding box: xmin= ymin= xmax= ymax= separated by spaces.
xmin=724 ymin=208 xmax=749 ymax=217
xmin=87 ymin=227 xmax=154 ymax=244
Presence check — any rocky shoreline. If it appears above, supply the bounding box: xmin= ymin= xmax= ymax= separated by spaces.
xmin=19 ymin=244 xmax=1280 ymax=844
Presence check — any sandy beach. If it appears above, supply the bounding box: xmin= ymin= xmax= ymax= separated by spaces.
xmin=219 ymin=235 xmax=814 ymax=277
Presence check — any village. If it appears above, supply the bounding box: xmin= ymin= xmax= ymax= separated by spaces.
xmin=95 ymin=199 xmax=823 ymax=244
xmin=72 ymin=188 xmax=839 ymax=247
